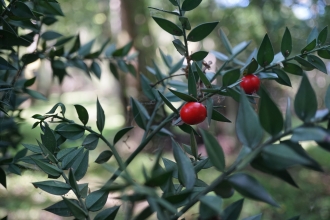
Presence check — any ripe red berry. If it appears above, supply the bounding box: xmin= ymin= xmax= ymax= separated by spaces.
xmin=240 ymin=74 xmax=260 ymax=94
xmin=180 ymin=102 xmax=207 ymax=125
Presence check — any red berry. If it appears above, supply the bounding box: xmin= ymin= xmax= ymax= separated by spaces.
xmin=240 ymin=74 xmax=260 ymax=94
xmin=180 ymin=102 xmax=207 ymax=125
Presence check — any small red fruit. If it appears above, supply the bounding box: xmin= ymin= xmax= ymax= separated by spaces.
xmin=240 ymin=74 xmax=260 ymax=94
xmin=180 ymin=102 xmax=207 ymax=125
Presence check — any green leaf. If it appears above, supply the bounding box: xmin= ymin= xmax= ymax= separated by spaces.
xmin=206 ymin=98 xmax=213 ymax=126
xmin=318 ymin=26 xmax=328 ymax=45
xmin=172 ymin=39 xmax=186 ymax=56
xmin=148 ymin=7 xmax=180 ymax=16
xmin=242 ymin=213 xmax=262 ymax=220
xmin=25 ymin=89 xmax=47 ymax=101
xmin=35 ymin=1 xmax=64 ymax=16
xmin=236 ymin=91 xmax=263 ymax=149
xmin=231 ymin=41 xmax=251 ymax=59
xmin=182 ymin=0 xmax=202 ymax=11
xmin=11 ymin=2 xmax=35 ymax=19
xmin=36 ymin=140 xmax=57 ymax=163
xmin=326 ymin=86 xmax=330 ymax=110
xmin=307 ymin=54 xmax=327 ymax=74
xmin=90 ymin=61 xmax=101 ymax=79
xmin=307 ymin=27 xmax=318 ymax=44
xmin=113 ymin=127 xmax=134 ymax=145
xmin=56 ymin=124 xmax=85 ymax=140
xmin=56 ymin=147 xmax=77 ymax=161
xmin=1 ymin=17 xmax=18 ymax=36
xmin=168 ymin=0 xmax=179 ymax=6
xmin=257 ymin=34 xmax=274 ymax=66
xmin=96 ymin=98 xmax=106 ymax=133
xmin=54 ymin=36 xmax=74 ymax=47
xmin=188 ymin=66 xmax=197 ymax=98
xmin=294 ymin=56 xmax=315 ymax=71
xmin=86 ymin=190 xmax=108 ymax=211
xmin=212 ymin=50 xmax=229 ymax=61
xmin=258 ymin=87 xmax=283 ymax=136
xmin=31 ymin=158 xmax=62 ymax=177
xmin=283 ymin=63 xmax=303 ymax=75
xmin=145 ymin=169 xmax=174 ymax=187
xmin=113 ymin=41 xmax=133 ymax=56
xmin=228 ymin=173 xmax=279 ymax=207
xmin=190 ymin=131 xmax=198 ymax=159
xmin=41 ymin=124 xmax=57 ymax=153
xmin=200 ymin=129 xmax=225 ymax=171
xmin=74 ymin=105 xmax=89 ymax=125
xmin=287 ymin=216 xmax=300 ymax=220
xmin=168 ymin=89 xmax=197 ymax=102
xmin=0 ymin=167 xmax=6 ymax=188
xmin=78 ymin=39 xmax=95 ymax=57
xmin=95 ymin=150 xmax=113 ymax=164
xmin=152 ymin=17 xmax=183 ymax=36
xmin=281 ymin=27 xmax=292 ymax=58
xmin=69 ymin=35 xmax=80 ymax=54
xmin=244 ymin=58 xmax=258 ymax=74
xmin=291 ymin=126 xmax=330 ymax=143
xmin=68 ymin=168 xmax=80 ymax=194
xmin=294 ymin=72 xmax=317 ymax=122
xmin=158 ymin=92 xmax=178 ymax=114
xmin=219 ymin=28 xmax=233 ymax=54
xmin=61 ymin=147 xmax=83 ymax=170
xmin=140 ymin=74 xmax=156 ymax=100
xmin=109 ymin=62 xmax=119 ymax=80
xmin=199 ymin=195 xmax=222 ymax=219
xmin=187 ymin=22 xmax=219 ymax=42
xmin=317 ymin=49 xmax=330 ymax=59
xmin=301 ymin=39 xmax=316 ymax=53
xmin=41 ymin=31 xmax=62 ymax=40
xmin=44 ymin=199 xmax=79 ymax=217
xmin=21 ymin=53 xmax=40 ymax=65
xmin=71 ymin=150 xmax=89 ymax=180
xmin=222 ymin=68 xmax=240 ymax=87
xmin=159 ymin=48 xmax=172 ymax=68
xmin=94 ymin=206 xmax=120 ymax=220
xmin=32 ymin=181 xmax=71 ymax=195
xmin=223 ymin=199 xmax=244 ymax=220
xmin=62 ymin=197 xmax=87 ymax=219
xmin=273 ymin=69 xmax=291 ymax=87
xmin=169 ymin=57 xmax=184 ymax=75
xmin=0 ymin=56 xmax=17 ymax=70
xmin=190 ymin=51 xmax=208 ymax=61
xmin=211 ymin=110 xmax=231 ymax=122
xmin=131 ymin=97 xmax=150 ymax=130
xmin=172 ymin=139 xmax=196 ymax=189
xmin=81 ymin=134 xmax=98 ymax=150
xmin=22 ymin=144 xmax=42 ymax=154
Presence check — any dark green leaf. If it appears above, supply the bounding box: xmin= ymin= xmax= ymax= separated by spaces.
xmin=90 ymin=61 xmax=101 ymax=79
xmin=258 ymin=87 xmax=283 ymax=135
xmin=145 ymin=169 xmax=173 ymax=187
xmin=223 ymin=199 xmax=244 ymax=220
xmin=211 ymin=110 xmax=231 ymax=122
xmin=318 ymin=26 xmax=328 ymax=45
xmin=285 ymin=97 xmax=292 ymax=132
xmin=283 ymin=63 xmax=303 ymax=75
xmin=273 ymin=68 xmax=291 ymax=87
xmin=188 ymin=66 xmax=197 ymax=98
xmin=82 ymin=134 xmax=99 ymax=150
xmin=72 ymin=150 xmax=89 ymax=180
xmin=113 ymin=41 xmax=133 ymax=57
xmin=25 ymin=89 xmax=47 ymax=101
xmin=0 ymin=56 xmax=17 ymax=70
xmin=95 ymin=150 xmax=113 ymax=164
xmin=114 ymin=127 xmax=134 ymax=145
xmin=109 ymin=62 xmax=119 ymax=80
xmin=36 ymin=140 xmax=57 ymax=163
xmin=94 ymin=206 xmax=120 ymax=220
xmin=242 ymin=213 xmax=262 ymax=220
xmin=44 ymin=199 xmax=78 ymax=217
xmin=199 ymin=195 xmax=222 ymax=219
xmin=62 ymin=197 xmax=87 ymax=219
xmin=74 ymin=104 xmax=89 ymax=125
xmin=257 ymin=34 xmax=274 ymax=66
xmin=168 ymin=0 xmax=179 ymax=6
xmin=56 ymin=147 xmax=77 ymax=161
xmin=206 ymin=98 xmax=213 ymax=125
xmin=41 ymin=31 xmax=62 ymax=40
xmin=1 ymin=17 xmax=18 ymax=36
xmin=61 ymin=147 xmax=83 ymax=170
xmin=158 ymin=91 xmax=178 ymax=114
xmin=281 ymin=27 xmax=292 ymax=58
xmin=68 ymin=168 xmax=80 ymax=194
xmin=86 ymin=190 xmax=108 ymax=211
xmin=22 ymin=144 xmax=42 ymax=154
xmin=140 ymin=74 xmax=156 ymax=100
xmin=190 ymin=51 xmax=208 ymax=61
xmin=187 ymin=22 xmax=219 ymax=42
xmin=32 ymin=181 xmax=71 ymax=195
xmin=228 ymin=173 xmax=279 ymax=207
xmin=148 ymin=6 xmax=180 ymax=16
xmin=168 ymin=89 xmax=197 ymax=102
xmin=172 ymin=39 xmax=186 ymax=55
xmin=169 ymin=57 xmax=184 ymax=75
xmin=179 ymin=16 xmax=191 ymax=30
xmin=131 ymin=97 xmax=150 ymax=130
xmin=301 ymin=39 xmax=316 ymax=53
xmin=244 ymin=58 xmax=258 ymax=74
xmin=31 ymin=158 xmax=62 ymax=177
xmin=194 ymin=63 xmax=211 ymax=88
xmin=317 ymin=49 xmax=330 ymax=59
xmin=54 ymin=36 xmax=74 ymax=47
xmin=41 ymin=123 xmax=57 ymax=153
xmin=307 ymin=27 xmax=318 ymax=44
xmin=35 ymin=1 xmax=64 ymax=16
xmin=22 ymin=53 xmax=39 ymax=65
xmin=294 ymin=72 xmax=317 ymax=122
xmin=182 ymin=0 xmax=202 ymax=11
xmin=307 ymin=54 xmax=327 ymax=74
xmin=190 ymin=131 xmax=198 ymax=159
xmin=326 ymin=86 xmax=330 ymax=110
xmin=11 ymin=2 xmax=35 ymax=19
xmin=56 ymin=124 xmax=85 ymax=140
xmin=219 ymin=28 xmax=233 ymax=54
xmin=172 ymin=139 xmax=196 ymax=189
xmin=294 ymin=56 xmax=315 ymax=71
xmin=0 ymin=167 xmax=6 ymax=188
xmin=68 ymin=35 xmax=80 ymax=54
xmin=152 ymin=17 xmax=183 ymax=36
xmin=159 ymin=49 xmax=172 ymax=68
xmin=96 ymin=98 xmax=106 ymax=133
xmin=222 ymin=68 xmax=240 ymax=87
xmin=200 ymin=129 xmax=225 ymax=171
xmin=78 ymin=39 xmax=95 ymax=57
xmin=287 ymin=216 xmax=300 ymax=220
xmin=236 ymin=91 xmax=263 ymax=148
xmin=291 ymin=126 xmax=330 ymax=143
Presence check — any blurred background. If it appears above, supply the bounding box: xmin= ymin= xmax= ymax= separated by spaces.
xmin=1 ymin=0 xmax=330 ymax=219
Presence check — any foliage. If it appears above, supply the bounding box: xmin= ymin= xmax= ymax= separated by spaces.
xmin=1 ymin=0 xmax=330 ymax=219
